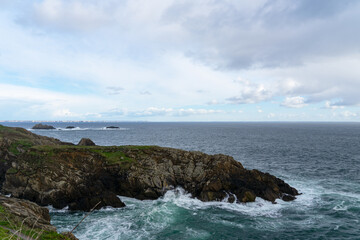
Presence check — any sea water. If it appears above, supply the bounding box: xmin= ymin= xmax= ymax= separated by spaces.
xmin=2 ymin=122 xmax=360 ymax=239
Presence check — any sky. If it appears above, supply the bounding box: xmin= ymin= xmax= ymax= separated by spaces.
xmin=0 ymin=0 xmax=360 ymax=121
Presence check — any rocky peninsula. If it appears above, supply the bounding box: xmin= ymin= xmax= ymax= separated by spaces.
xmin=0 ymin=124 xmax=299 ymax=217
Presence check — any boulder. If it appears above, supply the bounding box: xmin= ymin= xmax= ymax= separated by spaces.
xmin=106 ymin=126 xmax=119 ymax=129
xmin=78 ymin=138 xmax=96 ymax=146
xmin=66 ymin=126 xmax=76 ymax=129
xmin=32 ymin=123 xmax=55 ymax=129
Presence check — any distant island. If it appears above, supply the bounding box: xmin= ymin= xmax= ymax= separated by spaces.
xmin=32 ymin=123 xmax=56 ymax=129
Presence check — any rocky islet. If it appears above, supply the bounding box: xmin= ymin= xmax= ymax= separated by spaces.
xmin=31 ymin=123 xmax=56 ymax=130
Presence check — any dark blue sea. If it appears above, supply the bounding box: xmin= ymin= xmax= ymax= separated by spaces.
xmin=1 ymin=122 xmax=359 ymax=239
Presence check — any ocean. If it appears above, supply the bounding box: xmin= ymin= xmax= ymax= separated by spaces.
xmin=1 ymin=122 xmax=359 ymax=239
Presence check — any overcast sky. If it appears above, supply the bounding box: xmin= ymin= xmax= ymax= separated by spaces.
xmin=1 ymin=0 xmax=360 ymax=121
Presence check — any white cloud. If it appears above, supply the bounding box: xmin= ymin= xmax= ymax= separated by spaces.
xmin=31 ymin=0 xmax=112 ymax=31
xmin=227 ymin=78 xmax=273 ymax=104
xmin=267 ymin=113 xmax=275 ymax=118
xmin=324 ymin=101 xmax=344 ymax=109
xmin=341 ymin=110 xmax=357 ymax=118
xmin=281 ymin=96 xmax=307 ymax=108
xmin=0 ymin=84 xmax=114 ymax=119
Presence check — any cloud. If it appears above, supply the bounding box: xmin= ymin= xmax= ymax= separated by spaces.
xmin=206 ymin=99 xmax=221 ymax=105
xmin=341 ymin=111 xmax=357 ymax=118
xmin=0 ymin=83 xmax=113 ymax=120
xmin=324 ymin=101 xmax=344 ymax=109
xmin=267 ymin=113 xmax=275 ymax=118
xmin=29 ymin=0 xmax=112 ymax=32
xmin=281 ymin=96 xmax=307 ymax=108
xmin=227 ymin=78 xmax=273 ymax=104
xmin=107 ymin=86 xmax=124 ymax=95
xmin=1 ymin=1 xmax=360 ymax=121
xmin=139 ymin=91 xmax=151 ymax=95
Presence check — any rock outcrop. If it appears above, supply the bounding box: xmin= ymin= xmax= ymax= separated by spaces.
xmin=0 ymin=194 xmax=77 ymax=239
xmin=78 ymin=138 xmax=96 ymax=146
xmin=106 ymin=126 xmax=119 ymax=129
xmin=0 ymin=125 xmax=299 ymax=212
xmin=0 ymin=125 xmax=72 ymax=189
xmin=32 ymin=123 xmax=56 ymax=129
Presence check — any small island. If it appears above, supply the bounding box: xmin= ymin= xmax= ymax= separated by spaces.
xmin=32 ymin=123 xmax=55 ymax=130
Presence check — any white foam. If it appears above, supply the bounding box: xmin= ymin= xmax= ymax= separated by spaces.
xmin=48 ymin=205 xmax=69 ymax=213
xmin=333 ymin=201 xmax=348 ymax=211
xmin=143 ymin=187 xmax=286 ymax=218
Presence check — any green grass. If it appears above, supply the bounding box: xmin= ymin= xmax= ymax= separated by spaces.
xmin=0 ymin=227 xmax=11 ymax=238
xmin=91 ymin=149 xmax=134 ymax=164
xmin=8 ymin=139 xmax=34 ymax=156
xmin=6 ymin=168 xmax=18 ymax=174
xmin=123 ymin=145 xmax=156 ymax=150
xmin=31 ymin=145 xmax=155 ymax=165
xmin=0 ymin=124 xmax=16 ymax=132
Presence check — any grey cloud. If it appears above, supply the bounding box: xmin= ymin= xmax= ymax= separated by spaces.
xmin=164 ymin=0 xmax=360 ymax=69
xmin=17 ymin=0 xmax=360 ymax=70
xmin=139 ymin=91 xmax=151 ymax=95
xmin=106 ymin=86 xmax=124 ymax=95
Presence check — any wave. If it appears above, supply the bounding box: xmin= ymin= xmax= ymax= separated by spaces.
xmin=49 ymin=184 xmax=360 ymax=240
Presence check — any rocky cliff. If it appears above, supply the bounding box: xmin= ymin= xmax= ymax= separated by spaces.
xmin=0 ymin=194 xmax=77 ymax=239
xmin=0 ymin=124 xmax=299 ymax=212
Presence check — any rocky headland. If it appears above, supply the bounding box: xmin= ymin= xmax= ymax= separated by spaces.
xmin=0 ymin=124 xmax=299 ymax=213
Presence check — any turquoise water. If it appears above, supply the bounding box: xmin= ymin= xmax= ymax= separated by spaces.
xmin=2 ymin=122 xmax=360 ymax=239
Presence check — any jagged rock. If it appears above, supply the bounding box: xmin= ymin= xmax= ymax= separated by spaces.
xmin=32 ymin=123 xmax=56 ymax=129
xmin=66 ymin=126 xmax=76 ymax=129
xmin=106 ymin=126 xmax=119 ymax=129
xmin=68 ymin=191 xmax=125 ymax=211
xmin=78 ymin=138 xmax=96 ymax=146
xmin=0 ymin=125 xmax=299 ymax=212
xmin=0 ymin=194 xmax=56 ymax=231
xmin=0 ymin=195 xmax=78 ymax=239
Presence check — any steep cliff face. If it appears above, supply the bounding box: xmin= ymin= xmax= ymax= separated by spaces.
xmin=0 ymin=125 xmax=299 ymax=211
